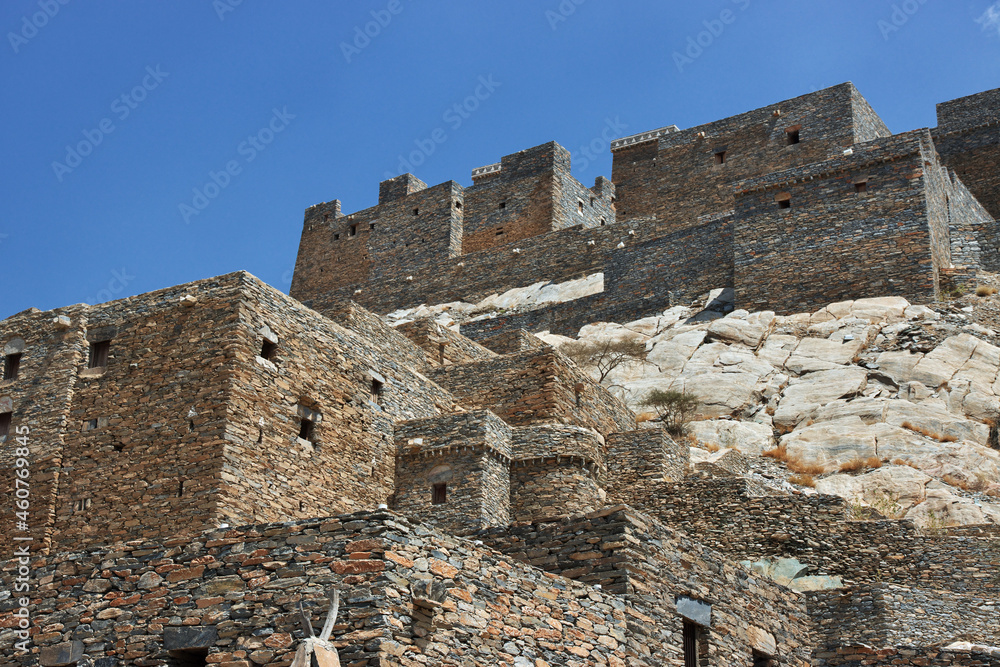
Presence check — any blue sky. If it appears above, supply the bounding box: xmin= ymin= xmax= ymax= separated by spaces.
xmin=1 ymin=0 xmax=998 ymax=319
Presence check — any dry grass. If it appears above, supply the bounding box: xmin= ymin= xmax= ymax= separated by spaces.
xmin=788 ymin=473 xmax=816 ymax=488
xmin=942 ymin=473 xmax=988 ymax=493
xmin=976 ymin=285 xmax=998 ymax=297
xmin=763 ymin=444 xmax=787 ymax=460
xmin=901 ymin=421 xmax=958 ymax=443
xmin=839 ymin=456 xmax=882 ymax=473
xmin=787 ymin=460 xmax=827 ymax=475
xmin=704 ymin=442 xmax=720 ymax=453
xmin=635 ymin=412 xmax=657 ymax=424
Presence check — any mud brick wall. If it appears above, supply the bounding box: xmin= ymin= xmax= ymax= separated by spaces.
xmin=605 ymin=428 xmax=688 ymax=506
xmin=393 ymin=318 xmax=496 ymax=367
xmin=0 ymin=305 xmax=88 ymax=559
xmin=934 ymin=87 xmax=1000 ymax=219
xmin=290 ymin=178 xmax=463 ymax=301
xmin=427 ymin=348 xmax=635 ymax=436
xmin=733 ymin=132 xmax=941 ymax=314
xmin=611 ymin=82 xmax=889 ymax=230
xmin=478 ymin=506 xmax=814 ymax=666
xmin=808 ymin=583 xmax=999 ymax=655
xmin=0 ymin=510 xmax=756 ymax=667
xmin=393 ymin=410 xmax=511 ymax=534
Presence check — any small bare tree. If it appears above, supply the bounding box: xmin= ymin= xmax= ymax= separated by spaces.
xmin=641 ymin=389 xmax=700 ymax=436
xmin=561 ymin=338 xmax=647 ymax=383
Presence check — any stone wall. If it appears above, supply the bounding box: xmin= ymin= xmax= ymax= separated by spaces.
xmin=605 ymin=428 xmax=688 ymax=506
xmin=394 ymin=318 xmax=496 ymax=367
xmin=393 ymin=410 xmax=511 ymax=534
xmin=611 ymin=82 xmax=889 ymax=230
xmin=637 ymin=477 xmax=1000 ymax=595
xmin=427 ymin=347 xmax=635 ymax=436
xmin=0 ymin=509 xmax=810 ymax=667
xmin=934 ymin=87 xmax=1000 ymax=220
xmin=733 ymin=131 xmax=943 ymax=314
xmin=478 ymin=506 xmax=814 ymax=666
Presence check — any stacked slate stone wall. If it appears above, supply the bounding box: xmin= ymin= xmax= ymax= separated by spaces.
xmin=0 ymin=304 xmax=89 ymax=559
xmin=732 ymin=131 xmax=942 ymax=314
xmin=605 ymin=428 xmax=689 ymax=506
xmin=639 ymin=477 xmax=1000 ymax=595
xmin=393 ymin=319 xmax=496 ymax=367
xmin=427 ymin=348 xmax=635 ymax=436
xmin=393 ymin=410 xmax=511 ymax=534
xmin=510 ymin=424 xmax=607 ymax=521
xmin=315 ymin=299 xmax=433 ymax=373
xmin=478 ymin=506 xmax=814 ymax=666
xmin=611 ymin=82 xmax=885 ymax=230
xmin=808 ymin=583 xmax=999 ymax=657
xmin=934 ymin=87 xmax=1000 ymax=220
xmin=473 ymin=328 xmax=548 ymax=355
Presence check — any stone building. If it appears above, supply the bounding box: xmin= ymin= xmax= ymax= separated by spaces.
xmin=2 ymin=83 xmax=999 ymax=666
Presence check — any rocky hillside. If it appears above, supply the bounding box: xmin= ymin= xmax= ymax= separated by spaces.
xmin=388 ymin=279 xmax=1000 ymax=529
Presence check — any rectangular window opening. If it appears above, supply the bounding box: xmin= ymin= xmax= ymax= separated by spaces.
xmin=600 ymin=218 xmax=606 ymax=226
xmin=260 ymin=340 xmax=278 ymax=360
xmin=499 ymin=201 xmax=506 ymax=210
xmin=0 ymin=412 xmax=11 ymax=439
xmin=495 ymin=229 xmax=505 ymax=236
xmin=298 ymin=417 xmax=315 ymax=443
xmin=432 ymin=483 xmax=447 ymax=505
xmin=454 ymin=200 xmax=462 ymax=210
xmin=167 ymin=648 xmax=209 ymax=667
xmin=73 ymin=498 xmax=92 ymax=513
xmin=786 ymin=129 xmax=800 ymax=145
xmin=753 ymin=650 xmax=774 ymax=667
xmin=589 ymin=196 xmax=596 ymax=207
xmin=577 ymin=200 xmax=585 ymax=214
xmin=369 ymin=223 xmax=376 ymax=230
xmin=88 ymin=340 xmax=111 ymax=369
xmin=778 ymin=199 xmax=791 ymax=210
xmin=371 ymin=379 xmax=384 ymax=405
xmin=85 ymin=418 xmax=98 ymax=431
xmin=333 ymin=233 xmax=340 ymax=240
xmin=413 ymin=207 xmax=420 ymax=216
xmin=855 ymin=181 xmax=868 ymax=193
xmin=714 ymin=151 xmax=727 ymax=164
xmin=4 ymin=353 xmax=21 ymax=380
xmin=349 ymin=224 xmax=357 ymax=237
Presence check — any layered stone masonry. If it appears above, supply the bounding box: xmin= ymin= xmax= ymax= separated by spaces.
xmin=935 ymin=87 xmax=1000 ymax=220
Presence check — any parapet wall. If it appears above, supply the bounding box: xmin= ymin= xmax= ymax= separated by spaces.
xmin=934 ymin=87 xmax=1000 ymax=221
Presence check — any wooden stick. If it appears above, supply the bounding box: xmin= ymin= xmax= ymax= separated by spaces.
xmin=298 ymin=600 xmax=315 ymax=638
xmin=319 ymin=589 xmax=340 ymax=642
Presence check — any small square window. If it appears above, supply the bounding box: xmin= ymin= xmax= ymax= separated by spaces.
xmin=73 ymin=498 xmax=92 ymax=513
xmin=88 ymin=340 xmax=110 ymax=369
xmin=369 ymin=223 xmax=376 ymax=230
xmin=432 ymin=483 xmax=447 ymax=504
xmin=454 ymin=200 xmax=462 ymax=210
xmin=413 ymin=208 xmax=420 ymax=216
xmin=334 ymin=233 xmax=340 ymax=240
xmin=786 ymin=129 xmax=800 ymax=145
xmin=0 ymin=412 xmax=11 ymax=439
xmin=85 ymin=418 xmax=98 ymax=431
xmin=499 ymin=201 xmax=506 ymax=210
xmin=260 ymin=340 xmax=278 ymax=360
xmin=778 ymin=199 xmax=791 ymax=209
xmin=753 ymin=650 xmax=775 ymax=667
xmin=4 ymin=353 xmax=21 ymax=380
xmin=855 ymin=181 xmax=868 ymax=193
xmin=714 ymin=151 xmax=727 ymax=164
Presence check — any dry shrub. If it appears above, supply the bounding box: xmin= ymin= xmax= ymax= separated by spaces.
xmin=788 ymin=473 xmax=816 ymax=488
xmin=787 ymin=459 xmax=827 ymax=475
xmin=839 ymin=458 xmax=868 ymax=473
xmin=941 ymin=434 xmax=958 ymax=443
xmin=763 ymin=444 xmax=787 ymax=461
xmin=865 ymin=456 xmax=883 ymax=469
xmin=704 ymin=442 xmax=720 ymax=453
xmin=901 ymin=421 xmax=956 ymax=442
xmin=942 ymin=473 xmax=987 ymax=492
xmin=976 ymin=285 xmax=998 ymax=297
xmin=635 ymin=412 xmax=657 ymax=424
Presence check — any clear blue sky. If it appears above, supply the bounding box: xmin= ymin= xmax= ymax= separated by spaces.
xmin=2 ymin=0 xmax=998 ymax=319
